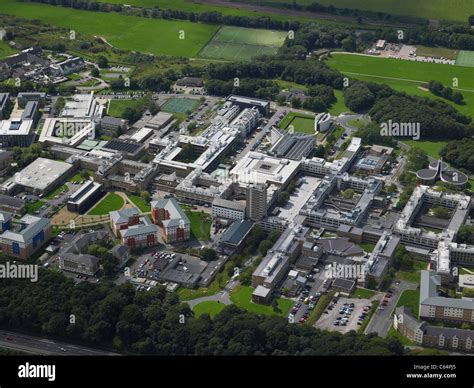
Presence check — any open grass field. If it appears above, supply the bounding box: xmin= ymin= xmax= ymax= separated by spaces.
xmin=100 ymin=0 xmax=319 ymax=24
xmin=352 ymin=288 xmax=377 ymax=299
xmin=183 ymin=208 xmax=211 ymax=241
xmin=328 ymin=53 xmax=474 ymax=118
xmin=0 ymin=40 xmax=16 ymax=59
xmin=198 ymin=26 xmax=287 ymax=61
xmin=396 ymin=289 xmax=420 ymax=317
xmin=402 ymin=140 xmax=448 ymax=159
xmin=25 ymin=200 xmax=46 ymax=215
xmin=258 ymin=0 xmax=474 ymax=22
xmin=193 ymin=301 xmax=226 ymax=318
xmin=161 ymin=98 xmax=199 ymax=114
xmin=88 ymin=192 xmax=124 ymax=215
xmin=127 ymin=194 xmax=150 ymax=213
xmin=230 ymin=285 xmax=293 ymax=316
xmin=456 ymin=50 xmax=474 ymax=68
xmin=416 ymin=45 xmax=457 ymax=61
xmin=279 ymin=112 xmax=315 ymax=134
xmin=0 ymin=0 xmax=218 ymax=57
xmin=396 ymin=260 xmax=429 ymax=284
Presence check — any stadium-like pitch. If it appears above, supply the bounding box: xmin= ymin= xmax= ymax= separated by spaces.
xmin=198 ymin=26 xmax=287 ymax=61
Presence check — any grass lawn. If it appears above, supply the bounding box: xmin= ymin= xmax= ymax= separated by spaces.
xmin=402 ymin=140 xmax=448 ymax=159
xmin=193 ymin=301 xmax=226 ymax=318
xmin=108 ymin=99 xmax=146 ymax=118
xmin=88 ymin=192 xmax=124 ymax=215
xmin=328 ymin=89 xmax=350 ymax=115
xmin=68 ymin=172 xmax=86 ymax=184
xmin=127 ymin=194 xmax=150 ymax=213
xmin=198 ymin=26 xmax=287 ymax=61
xmin=359 ymin=242 xmax=375 ymax=253
xmin=183 ymin=208 xmax=211 ymax=241
xmin=352 ymin=287 xmax=377 ymax=299
xmin=396 ymin=289 xmax=420 ymax=317
xmin=267 ymin=0 xmax=474 ymax=22
xmin=44 ymin=184 xmax=68 ymax=200
xmin=25 ymin=200 xmax=46 ymax=214
xmin=396 ymin=260 xmax=429 ymax=283
xmin=279 ymin=112 xmax=315 ymax=134
xmin=348 ymin=118 xmax=365 ymax=129
xmin=0 ymin=0 xmax=218 ymax=57
xmin=328 ymin=54 xmax=474 ymax=118
xmin=0 ymin=40 xmax=16 ymax=59
xmin=230 ymin=285 xmax=293 ymax=316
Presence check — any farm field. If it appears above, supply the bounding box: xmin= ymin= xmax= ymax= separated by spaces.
xmin=328 ymin=53 xmax=474 ymax=118
xmin=252 ymin=0 xmax=474 ymax=22
xmin=456 ymin=50 xmax=474 ymax=68
xmin=199 ymin=26 xmax=287 ymax=61
xmin=279 ymin=112 xmax=315 ymax=134
xmin=0 ymin=0 xmax=218 ymax=57
xmin=416 ymin=45 xmax=457 ymax=60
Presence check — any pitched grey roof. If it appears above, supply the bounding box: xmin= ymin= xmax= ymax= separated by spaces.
xmin=150 ymin=197 xmax=190 ymax=227
xmin=1 ymin=215 xmax=50 ymax=243
xmin=110 ymin=207 xmax=140 ymax=224
xmin=221 ymin=219 xmax=254 ymax=245
xmin=420 ymin=270 xmax=474 ymax=309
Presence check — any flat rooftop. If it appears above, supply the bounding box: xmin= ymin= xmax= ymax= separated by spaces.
xmin=6 ymin=157 xmax=73 ymax=191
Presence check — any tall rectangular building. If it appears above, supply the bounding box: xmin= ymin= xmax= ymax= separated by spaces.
xmin=247 ymin=183 xmax=267 ymax=221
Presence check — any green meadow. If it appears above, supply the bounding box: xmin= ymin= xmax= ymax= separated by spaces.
xmin=255 ymin=0 xmax=474 ymax=22
xmin=0 ymin=0 xmax=218 ymax=57
xmin=328 ymin=53 xmax=474 ymax=118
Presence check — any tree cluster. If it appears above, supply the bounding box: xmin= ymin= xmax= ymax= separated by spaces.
xmin=0 ymin=271 xmax=405 ymax=355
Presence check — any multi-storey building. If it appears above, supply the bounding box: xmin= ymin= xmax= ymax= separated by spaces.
xmin=151 ymin=198 xmax=190 ymax=243
xmin=0 ymin=215 xmax=51 ymax=260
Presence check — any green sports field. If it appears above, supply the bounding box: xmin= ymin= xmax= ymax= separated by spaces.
xmin=0 ymin=0 xmax=218 ymax=57
xmin=328 ymin=53 xmax=474 ymax=118
xmin=254 ymin=0 xmax=474 ymax=22
xmin=161 ymin=98 xmax=199 ymax=114
xmin=456 ymin=50 xmax=474 ymax=68
xmin=198 ymin=26 xmax=287 ymax=61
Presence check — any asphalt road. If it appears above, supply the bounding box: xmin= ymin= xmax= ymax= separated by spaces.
xmin=364 ymin=280 xmax=418 ymax=337
xmin=0 ymin=329 xmax=120 ymax=356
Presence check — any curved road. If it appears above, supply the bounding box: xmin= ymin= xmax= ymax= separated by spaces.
xmin=187 ymin=279 xmax=239 ymax=309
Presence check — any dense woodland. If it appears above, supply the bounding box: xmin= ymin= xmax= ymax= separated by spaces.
xmin=0 ymin=271 xmax=404 ymax=355
xmin=440 ymin=138 xmax=474 ymax=173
